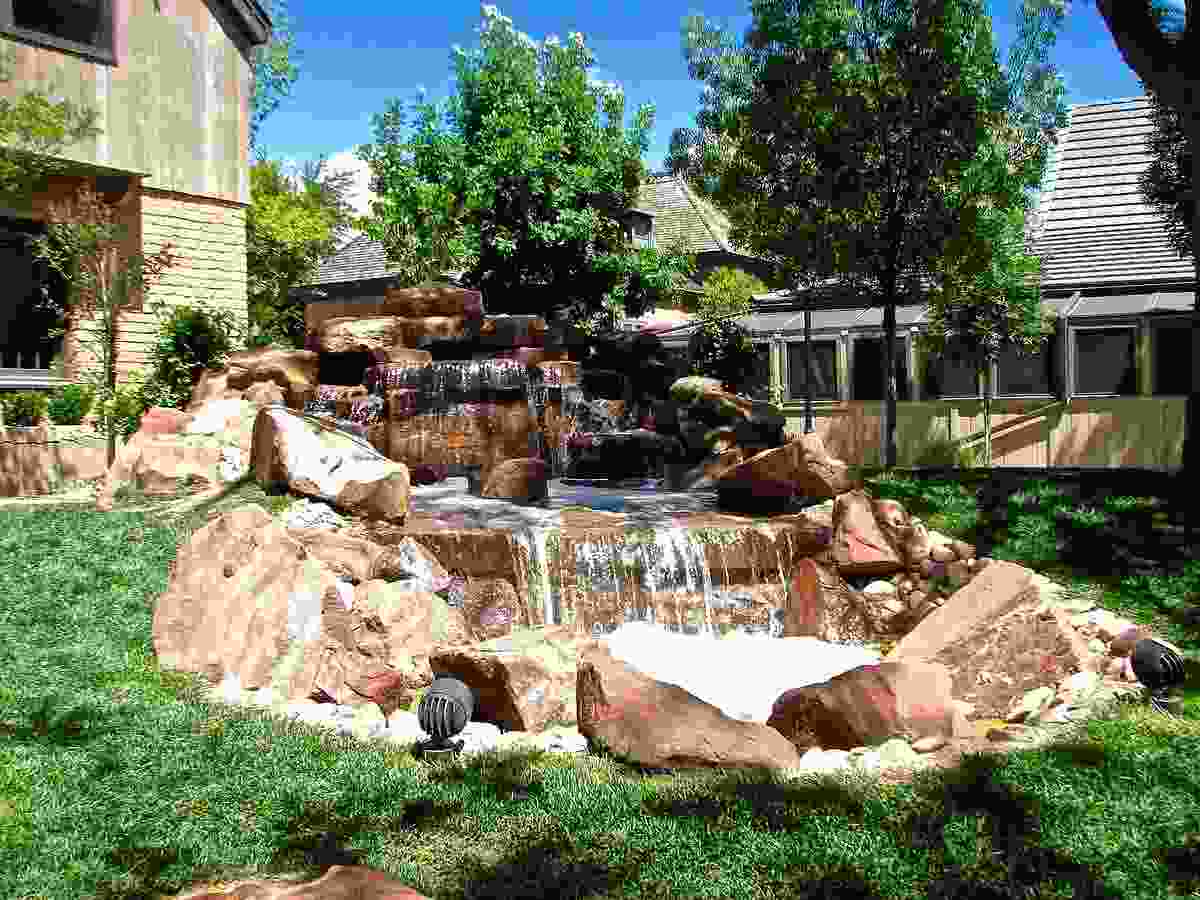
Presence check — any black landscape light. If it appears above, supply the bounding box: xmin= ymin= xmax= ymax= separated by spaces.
xmin=1130 ymin=636 xmax=1188 ymax=715
xmin=416 ymin=675 xmax=475 ymax=758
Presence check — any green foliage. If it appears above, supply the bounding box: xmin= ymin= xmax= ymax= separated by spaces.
xmin=250 ymin=0 xmax=302 ymax=154
xmin=688 ymin=319 xmax=759 ymax=393
xmin=45 ymin=383 xmax=97 ymax=426
xmin=697 ymin=266 xmax=767 ymax=320
xmin=0 ymin=46 xmax=103 ymax=211
xmin=247 ymin=156 xmax=360 ymax=348
xmin=913 ymin=436 xmax=980 ymax=469
xmin=1139 ymin=87 xmax=1192 ymax=260
xmin=0 ymin=391 xmax=49 ymax=426
xmin=356 ymin=5 xmax=694 ymax=322
xmin=143 ymin=302 xmax=246 ymax=410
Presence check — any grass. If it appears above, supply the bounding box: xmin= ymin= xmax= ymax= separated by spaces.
xmin=4 ymin=475 xmax=1200 ymax=898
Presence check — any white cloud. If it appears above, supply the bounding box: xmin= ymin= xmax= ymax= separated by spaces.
xmin=322 ymin=149 xmax=378 ymax=218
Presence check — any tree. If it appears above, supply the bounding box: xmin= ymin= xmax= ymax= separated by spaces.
xmin=246 ymin=155 xmax=362 ymax=347
xmin=688 ymin=266 xmax=768 ymax=393
xmin=918 ymin=0 xmax=1069 ymax=466
xmin=668 ymin=0 xmax=1004 ymax=467
xmin=1092 ymin=0 xmax=1200 ymax=481
xmin=356 ymin=4 xmax=695 ymax=325
xmin=250 ymin=0 xmax=302 ymax=154
xmin=0 ymin=45 xmax=102 ymax=210
xmin=29 ymin=184 xmax=179 ymax=468
xmin=1140 ymin=86 xmax=1193 ymax=261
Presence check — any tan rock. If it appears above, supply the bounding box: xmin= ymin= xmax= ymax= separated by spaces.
xmin=832 ymin=489 xmax=905 ymax=576
xmin=138 ymin=406 xmax=195 ymax=436
xmin=791 ymin=432 xmax=858 ymax=499
xmin=430 ymin=626 xmax=584 ymax=733
xmin=151 ymin=504 xmax=467 ymax=709
xmin=387 ymin=431 xmax=447 ymax=468
xmin=785 ymin=558 xmax=878 ymax=643
xmin=950 ymin=539 xmax=975 ymax=560
xmin=911 ymin=734 xmax=948 ymax=754
xmin=369 ymin=347 xmax=434 ymax=367
xmin=904 ymin=519 xmax=934 ymax=566
xmin=317 ymin=315 xmax=476 ymax=354
xmin=888 ymin=559 xmax=1038 ymax=662
xmin=250 ymin=405 xmax=411 ymax=523
xmin=287 ymin=530 xmax=449 ymax=588
xmin=538 ymin=359 xmax=580 ymax=387
xmin=174 ymin=865 xmax=432 ymax=900
xmin=918 ymin=558 xmax=936 ymax=578
xmin=478 ymin=314 xmax=549 ymax=348
xmin=188 ymin=348 xmax=320 ymax=412
xmin=460 ymin=577 xmax=524 ymax=640
xmin=481 ymin=458 xmax=549 ymax=503
xmin=930 ymin=544 xmax=957 ymax=563
xmin=577 ymin=640 xmax=802 ymax=772
xmin=767 ymin=658 xmax=970 ymax=752
xmin=945 ymin=560 xmax=970 ymax=586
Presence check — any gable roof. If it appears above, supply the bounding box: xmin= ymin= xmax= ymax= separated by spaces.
xmin=1032 ymin=95 xmax=1195 ymax=294
xmin=303 ymin=230 xmax=401 ymax=287
xmin=637 ymin=173 xmax=741 ymax=254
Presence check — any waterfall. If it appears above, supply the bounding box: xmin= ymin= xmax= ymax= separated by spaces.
xmin=514 ymin=528 xmax=556 ymax=627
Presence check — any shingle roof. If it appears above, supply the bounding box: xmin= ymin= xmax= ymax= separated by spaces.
xmin=1032 ymin=95 xmax=1196 ymax=292
xmin=303 ymin=231 xmax=405 ymax=287
xmin=636 ymin=173 xmax=739 ymax=254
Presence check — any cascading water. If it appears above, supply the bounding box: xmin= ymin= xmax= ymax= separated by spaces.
xmin=514 ymin=527 xmax=556 ymax=627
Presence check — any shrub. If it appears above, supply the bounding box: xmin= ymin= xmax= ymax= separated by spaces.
xmin=914 ymin=436 xmax=980 ymax=469
xmin=0 ymin=391 xmax=50 ymax=426
xmin=45 ymin=383 xmax=97 ymax=425
xmin=88 ymin=369 xmax=160 ymax=439
xmin=687 ymin=319 xmax=759 ymax=393
xmin=143 ymin=301 xmax=246 ymax=409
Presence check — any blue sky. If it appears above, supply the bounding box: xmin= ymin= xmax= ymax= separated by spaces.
xmin=257 ymin=0 xmax=1156 ymax=217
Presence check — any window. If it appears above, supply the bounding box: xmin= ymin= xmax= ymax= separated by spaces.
xmin=1 ymin=0 xmax=113 ymax=61
xmin=0 ymin=219 xmax=66 ymax=370
xmin=740 ymin=343 xmax=772 ymax=401
xmin=1074 ymin=327 xmax=1137 ymax=395
xmin=787 ymin=340 xmax=838 ymax=400
xmin=1153 ymin=321 xmax=1191 ymax=395
xmin=923 ymin=336 xmax=980 ymax=398
xmin=995 ymin=334 xmax=1057 ymax=396
xmin=852 ymin=337 xmax=910 ymax=401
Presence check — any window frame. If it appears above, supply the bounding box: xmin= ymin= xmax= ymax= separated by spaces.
xmin=1069 ymin=321 xmax=1140 ymax=398
xmin=0 ymin=0 xmax=116 ymax=66
xmin=922 ymin=333 xmax=983 ymax=400
xmin=993 ymin=330 xmax=1058 ymax=399
xmin=784 ymin=336 xmax=840 ymax=402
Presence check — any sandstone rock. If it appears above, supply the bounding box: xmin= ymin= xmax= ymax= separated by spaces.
xmin=188 ymin=348 xmax=320 ymax=412
xmin=460 ymin=577 xmax=523 ymax=641
xmin=1004 ymin=685 xmax=1057 ymax=724
xmin=242 ymin=380 xmax=287 ymax=406
xmin=577 ymin=640 xmax=802 ymax=772
xmin=911 ymin=734 xmax=947 ymax=753
xmin=767 ymin=658 xmax=970 ymax=752
xmin=833 ymin=490 xmax=905 ymax=576
xmin=174 ymin=865 xmax=432 ymax=900
xmin=94 ymin=398 xmax=263 ymax=511
xmin=369 ymin=347 xmax=434 ymax=367
xmin=930 ymin=544 xmax=957 ymax=563
xmin=493 ymin=347 xmax=568 ymax=367
xmin=538 ymin=359 xmax=580 ymax=387
xmin=945 ymin=560 xmax=970 ymax=586
xmin=287 ymin=530 xmax=450 ymax=591
xmin=306 ymin=288 xmax=485 ymax=335
xmin=785 ymin=558 xmax=878 ymax=643
xmin=950 ymin=539 xmax=975 ymax=560
xmin=430 ymin=626 xmax=583 ymax=733
xmin=387 ymin=430 xmax=447 ymax=469
xmin=478 ymin=314 xmax=549 ymax=349
xmin=1069 ymin=608 xmax=1138 ymax=642
xmin=152 ymin=504 xmax=468 ymax=709
xmin=669 ymin=376 xmax=787 ymax=459
xmin=316 ymin=315 xmax=477 ymax=354
xmin=251 ymin=405 xmax=411 ymax=523
xmin=887 ymin=559 xmax=1038 ymax=662
xmin=481 ymin=458 xmax=548 ymax=504
xmin=138 ymin=406 xmax=194 ymax=436
xmin=904 ymin=520 xmax=934 ymax=566
xmin=1107 ymin=625 xmax=1154 ymax=658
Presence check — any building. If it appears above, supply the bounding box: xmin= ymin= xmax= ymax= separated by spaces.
xmin=710 ymin=95 xmax=1193 ymax=468
xmin=0 ymin=0 xmax=271 ymax=394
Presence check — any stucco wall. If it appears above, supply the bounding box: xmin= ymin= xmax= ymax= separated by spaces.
xmin=65 ymin=188 xmax=248 ymax=387
xmin=0 ymin=0 xmax=254 ymax=206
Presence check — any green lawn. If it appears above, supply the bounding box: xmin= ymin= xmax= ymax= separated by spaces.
xmin=3 ymin=475 xmax=1200 ymax=899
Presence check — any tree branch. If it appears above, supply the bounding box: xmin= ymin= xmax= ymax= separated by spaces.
xmin=1094 ymin=0 xmax=1194 ymax=109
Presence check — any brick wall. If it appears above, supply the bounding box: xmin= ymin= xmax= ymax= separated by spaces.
xmin=65 ymin=186 xmax=249 ymax=389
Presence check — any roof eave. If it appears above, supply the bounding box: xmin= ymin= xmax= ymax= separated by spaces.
xmin=223 ymin=0 xmax=272 ymax=46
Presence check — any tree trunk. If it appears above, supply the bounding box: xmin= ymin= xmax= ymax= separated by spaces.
xmin=1184 ymin=116 xmax=1200 ymax=548
xmin=982 ymin=361 xmax=993 ymax=468
xmin=882 ymin=297 xmax=898 ymax=469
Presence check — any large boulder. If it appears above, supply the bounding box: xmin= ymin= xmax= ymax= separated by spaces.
xmin=286 ymin=529 xmax=451 ymax=592
xmin=713 ymin=435 xmax=854 ymax=511
xmin=577 ymin=639 xmax=803 ymax=772
xmin=152 ymin=504 xmax=470 ymax=710
xmin=304 ymin=287 xmax=486 ymax=335
xmin=251 ymin=405 xmax=411 ymax=523
xmin=428 ymin=626 xmax=584 ymax=733
xmin=767 ymin=659 xmax=971 ymax=753
xmin=187 ymin=348 xmax=320 ymax=413
xmin=315 ymin=315 xmax=479 ymax=354
xmin=786 ymin=557 xmax=880 ymax=642
xmin=94 ymin=398 xmax=262 ymax=511
xmin=481 ymin=458 xmax=549 ymax=503
xmin=832 ymin=489 xmax=906 ymax=577
xmin=667 ymin=376 xmax=787 ymax=461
